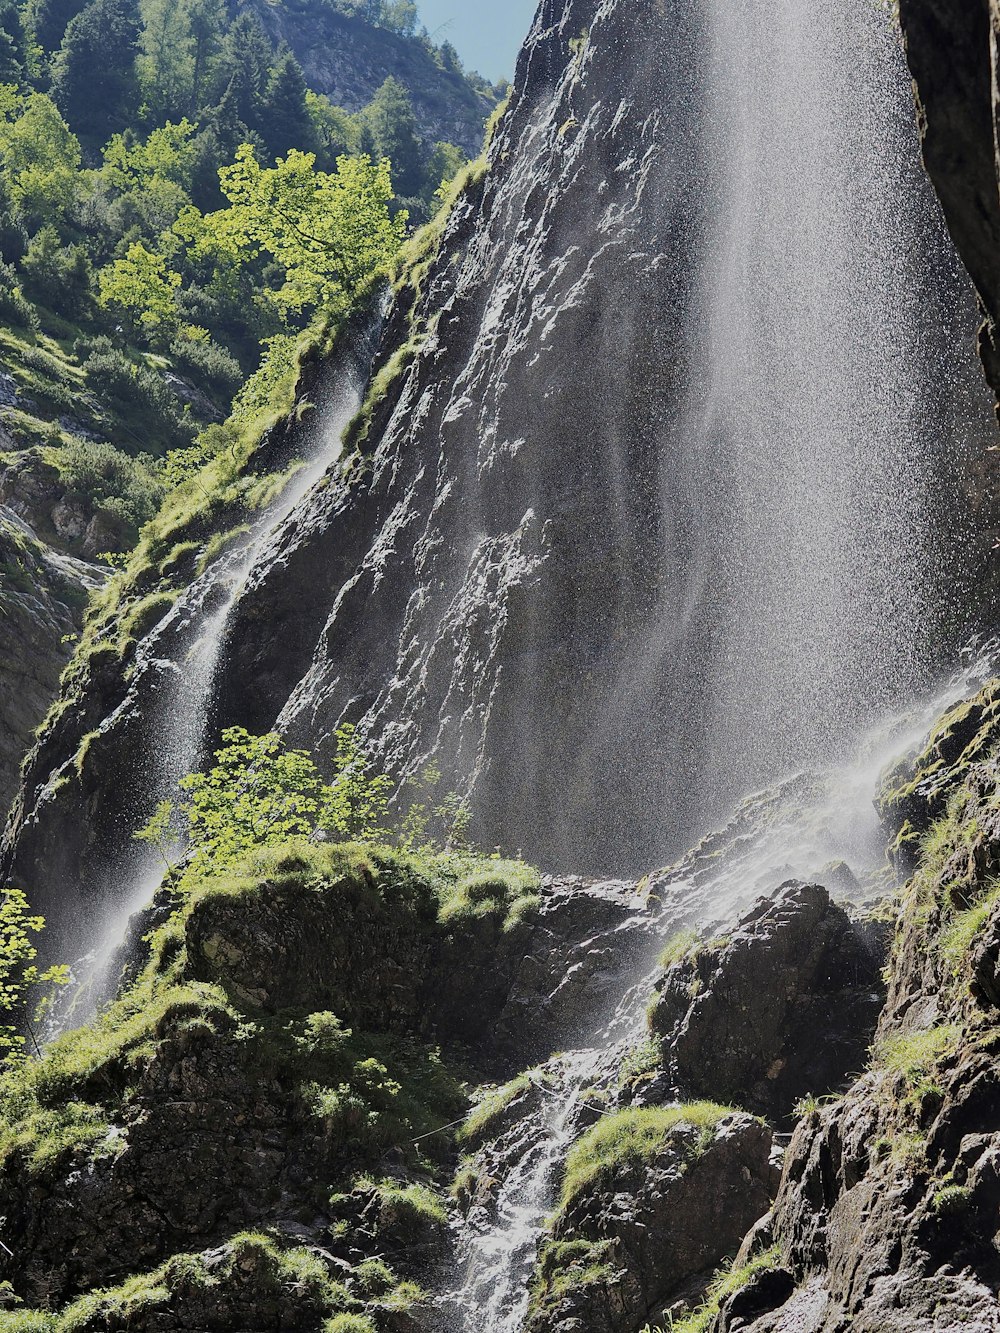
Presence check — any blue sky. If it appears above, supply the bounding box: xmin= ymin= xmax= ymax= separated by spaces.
xmin=416 ymin=1 xmax=538 ymax=83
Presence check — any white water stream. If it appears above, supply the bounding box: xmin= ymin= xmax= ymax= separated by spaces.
xmin=68 ymin=322 xmax=381 ymax=1012
xmin=437 ymin=641 xmax=998 ymax=1333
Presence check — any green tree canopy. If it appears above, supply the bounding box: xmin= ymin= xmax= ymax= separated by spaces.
xmin=176 ymin=143 xmax=405 ymax=317
xmin=361 ymin=75 xmax=422 ymax=198
xmin=260 ymin=46 xmax=312 ymax=161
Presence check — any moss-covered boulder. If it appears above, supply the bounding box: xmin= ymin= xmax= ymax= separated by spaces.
xmin=0 ymin=843 xmax=542 ymax=1319
xmin=526 ymin=1105 xmax=776 ymax=1333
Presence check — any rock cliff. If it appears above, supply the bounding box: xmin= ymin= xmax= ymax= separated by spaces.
xmin=7 ymin=0 xmax=990 ymax=940
xmin=248 ymin=0 xmax=497 ymax=157
xmin=0 ymin=511 xmax=95 ymax=821
xmin=4 ymin=1 xmax=1000 ymax=1331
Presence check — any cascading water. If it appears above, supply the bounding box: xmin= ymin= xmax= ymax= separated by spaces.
xmin=432 ymin=0 xmax=996 ymax=1325
xmin=66 ymin=318 xmax=383 ymax=1013
xmin=436 ymin=641 xmax=999 ymax=1333
xmin=590 ymin=0 xmax=991 ymax=856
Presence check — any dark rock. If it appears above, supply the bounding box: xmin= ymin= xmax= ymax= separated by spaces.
xmin=527 ymin=1113 xmax=776 ymax=1333
xmin=649 ymin=882 xmax=885 ymax=1121
xmin=0 ymin=511 xmax=96 ymax=818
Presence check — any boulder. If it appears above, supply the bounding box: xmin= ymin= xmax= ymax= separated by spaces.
xmin=648 ymin=883 xmax=885 ymax=1121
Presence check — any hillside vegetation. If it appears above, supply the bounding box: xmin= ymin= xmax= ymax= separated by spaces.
xmin=0 ymin=0 xmax=495 ymax=553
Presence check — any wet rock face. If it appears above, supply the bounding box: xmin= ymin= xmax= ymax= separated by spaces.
xmin=527 ymin=1114 xmax=777 ymax=1333
xmin=898 ymin=0 xmax=1000 ymax=583
xmin=649 ymin=883 xmax=886 ymax=1121
xmin=899 ymin=0 xmax=1000 ymax=399
xmin=0 ymin=513 xmax=95 ymax=818
xmin=707 ymin=679 xmax=1000 ymax=1332
xmin=212 ymin=0 xmax=708 ymax=877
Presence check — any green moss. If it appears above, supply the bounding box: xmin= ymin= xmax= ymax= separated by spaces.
xmin=51 ymin=1232 xmax=344 ymax=1331
xmin=324 ymin=1318 xmax=377 ymax=1333
xmin=668 ymin=1244 xmax=783 ymax=1333
xmin=658 ymin=927 xmax=699 ymax=969
xmin=120 ymin=589 xmax=178 ymax=641
xmin=459 ymin=1071 xmax=536 ymax=1144
xmin=941 ymin=883 xmax=1000 ymax=970
xmin=437 ymin=861 xmax=541 ymax=933
xmin=528 ymin=1239 xmax=618 ymax=1320
xmin=559 ymin=1102 xmax=738 ymax=1211
xmin=874 ymin=1024 xmax=960 ymax=1110
xmin=618 ymin=1036 xmax=662 ymax=1088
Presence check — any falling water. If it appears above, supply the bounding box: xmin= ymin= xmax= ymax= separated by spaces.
xmin=434 ymin=0 xmax=996 ymax=1323
xmin=590 ymin=0 xmax=992 ymax=860
xmin=437 ymin=638 xmax=999 ymax=1333
xmin=68 ymin=318 xmax=382 ymax=1011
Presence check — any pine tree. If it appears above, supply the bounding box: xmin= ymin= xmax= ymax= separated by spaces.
xmin=0 ymin=0 xmax=27 ymax=83
xmin=50 ymin=0 xmax=140 ymax=142
xmin=362 ymin=75 xmax=422 ymax=198
xmin=260 ymin=46 xmax=312 ymax=159
xmin=187 ymin=0 xmax=225 ymax=113
xmin=25 ymin=0 xmax=87 ymax=56
xmin=214 ymin=12 xmax=271 ymax=128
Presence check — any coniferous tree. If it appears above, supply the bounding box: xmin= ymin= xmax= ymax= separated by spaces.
xmin=214 ymin=12 xmax=271 ymax=128
xmin=51 ymin=0 xmax=140 ymax=142
xmin=187 ymin=0 xmax=225 ymax=113
xmin=25 ymin=0 xmax=87 ymax=56
xmin=362 ymin=75 xmax=422 ymax=197
xmin=260 ymin=47 xmax=311 ymax=160
xmin=0 ymin=0 xmax=26 ymax=83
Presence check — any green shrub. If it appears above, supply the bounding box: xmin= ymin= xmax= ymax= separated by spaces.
xmin=0 ymin=259 xmax=38 ymax=328
xmin=169 ymin=334 xmax=243 ymax=400
xmin=659 ymin=927 xmax=699 ymax=968
xmin=56 ymin=437 xmax=164 ymax=539
xmin=83 ymin=341 xmax=194 ymax=454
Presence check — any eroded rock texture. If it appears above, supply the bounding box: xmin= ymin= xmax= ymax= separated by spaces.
xmin=706 ymin=688 xmax=1000 ymax=1332
xmin=527 ymin=1114 xmax=777 ymax=1333
xmin=0 ymin=512 xmax=94 ymax=818
xmin=649 ymin=883 xmax=886 ymax=1122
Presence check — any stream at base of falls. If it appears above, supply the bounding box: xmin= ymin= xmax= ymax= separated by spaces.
xmin=430 ymin=641 xmax=998 ymax=1333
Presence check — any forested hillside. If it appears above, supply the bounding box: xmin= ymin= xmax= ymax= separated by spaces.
xmin=0 ymin=0 xmax=495 ymax=557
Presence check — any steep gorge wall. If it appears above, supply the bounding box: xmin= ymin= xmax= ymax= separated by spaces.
xmin=4 ymin=0 xmax=995 ymax=949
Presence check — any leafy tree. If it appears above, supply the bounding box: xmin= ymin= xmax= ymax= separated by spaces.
xmin=50 ymin=0 xmax=140 ymax=142
xmin=21 ymin=224 xmax=93 ymax=315
xmin=136 ymin=724 xmax=392 ymax=875
xmin=0 ymin=889 xmax=68 ymax=1062
xmin=361 ymin=76 xmax=422 ymax=197
xmin=138 ymin=0 xmax=194 ymax=121
xmin=98 ymin=240 xmax=181 ymax=337
xmin=0 ymin=90 xmax=81 ymax=229
xmin=304 ymin=89 xmax=358 ymax=169
xmin=177 ymin=144 xmax=405 ymax=318
xmin=381 ymin=0 xmax=417 ymax=36
xmin=260 ymin=46 xmax=312 ymax=160
xmin=421 ymin=139 xmax=465 ymax=211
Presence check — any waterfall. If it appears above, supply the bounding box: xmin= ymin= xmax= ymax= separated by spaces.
xmin=431 ymin=0 xmax=995 ymax=1324
xmin=435 ymin=639 xmax=998 ymax=1333
xmin=583 ymin=0 xmax=990 ymax=863
xmin=67 ymin=318 xmax=382 ymax=1013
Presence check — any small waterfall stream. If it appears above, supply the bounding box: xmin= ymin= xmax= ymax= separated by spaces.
xmin=70 ymin=318 xmax=382 ymax=1010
